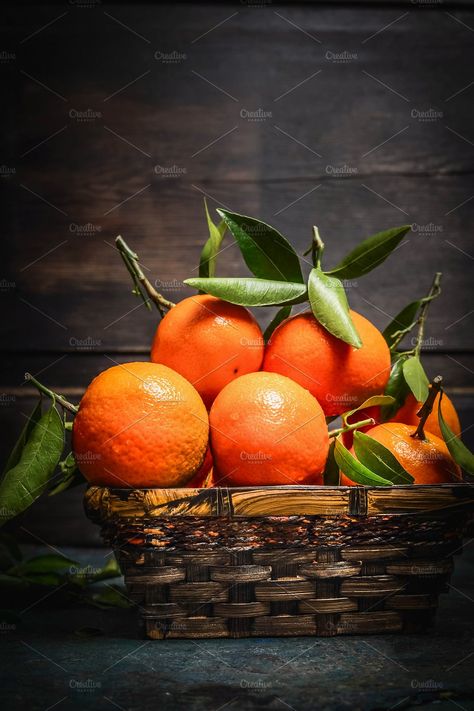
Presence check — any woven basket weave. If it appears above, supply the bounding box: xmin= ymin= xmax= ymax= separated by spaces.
xmin=84 ymin=483 xmax=474 ymax=639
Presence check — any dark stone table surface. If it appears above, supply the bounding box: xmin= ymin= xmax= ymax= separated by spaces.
xmin=1 ymin=544 xmax=474 ymax=711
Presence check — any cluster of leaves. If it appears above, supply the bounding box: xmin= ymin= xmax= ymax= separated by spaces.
xmin=186 ymin=205 xmax=411 ymax=347
xmin=0 ymin=398 xmax=85 ymax=528
xmin=0 ymin=533 xmax=129 ymax=615
xmin=190 ymin=203 xmax=474 ymax=485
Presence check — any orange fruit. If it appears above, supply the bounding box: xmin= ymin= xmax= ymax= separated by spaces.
xmin=390 ymin=392 xmax=461 ymax=440
xmin=72 ymin=362 xmax=208 ymax=488
xmin=151 ymin=295 xmax=264 ymax=408
xmin=263 ymin=310 xmax=391 ymax=417
xmin=209 ymin=371 xmax=329 ymax=486
xmin=340 ymin=422 xmax=461 ymax=486
xmin=186 ymin=447 xmax=213 ymax=488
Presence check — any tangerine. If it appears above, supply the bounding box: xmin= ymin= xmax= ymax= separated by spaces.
xmin=263 ymin=310 xmax=391 ymax=417
xmin=72 ymin=361 xmax=208 ymax=487
xmin=151 ymin=295 xmax=264 ymax=408
xmin=209 ymin=371 xmax=329 ymax=486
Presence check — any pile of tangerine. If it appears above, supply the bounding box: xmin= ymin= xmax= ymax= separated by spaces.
xmin=73 ymin=295 xmax=462 ymax=489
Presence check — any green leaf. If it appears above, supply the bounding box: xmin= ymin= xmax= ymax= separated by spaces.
xmin=49 ymin=452 xmax=85 ymax=496
xmin=199 ymin=200 xmax=227 ymax=279
xmin=353 ymin=431 xmax=414 ymax=484
xmin=90 ymin=586 xmax=131 ymax=609
xmin=308 ymin=268 xmax=362 ymax=348
xmin=380 ymin=355 xmax=411 ymax=421
xmin=2 ymin=400 xmax=42 ymax=479
xmin=383 ymin=300 xmax=420 ymax=350
xmin=438 ymin=393 xmax=474 ymax=475
xmin=327 ymin=225 xmax=411 ymax=280
xmin=217 ymin=209 xmax=304 ymax=283
xmin=342 ymin=395 xmax=394 ymax=428
xmin=0 ymin=405 xmax=64 ymax=526
xmin=323 ymin=440 xmax=340 ymax=485
xmin=9 ymin=554 xmax=78 ymax=577
xmin=184 ymin=277 xmax=307 ymax=307
xmin=263 ymin=306 xmax=292 ymax=343
xmin=403 ymin=356 xmax=429 ymax=402
xmin=334 ymin=439 xmax=392 ymax=486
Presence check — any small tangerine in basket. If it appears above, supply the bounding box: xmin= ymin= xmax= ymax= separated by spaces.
xmin=340 ymin=421 xmax=461 ymax=486
xmin=263 ymin=310 xmax=391 ymax=417
xmin=209 ymin=371 xmax=329 ymax=486
xmin=151 ymin=295 xmax=264 ymax=408
xmin=72 ymin=361 xmax=209 ymax=487
xmin=390 ymin=391 xmax=461 ymax=440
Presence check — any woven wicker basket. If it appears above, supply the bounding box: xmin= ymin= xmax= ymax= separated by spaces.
xmin=84 ymin=483 xmax=474 ymax=639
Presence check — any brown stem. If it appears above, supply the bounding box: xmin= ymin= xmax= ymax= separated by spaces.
xmin=25 ymin=373 xmax=78 ymax=415
xmin=115 ymin=235 xmax=175 ymax=317
xmin=411 ymin=375 xmax=443 ymax=440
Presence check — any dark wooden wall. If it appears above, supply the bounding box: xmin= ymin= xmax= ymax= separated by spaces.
xmin=1 ymin=2 xmax=473 ymax=544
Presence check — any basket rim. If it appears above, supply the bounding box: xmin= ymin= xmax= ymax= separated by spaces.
xmin=87 ymin=482 xmax=473 ymax=492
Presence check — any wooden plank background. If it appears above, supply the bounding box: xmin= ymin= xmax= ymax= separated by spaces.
xmin=1 ymin=2 xmax=473 ymax=544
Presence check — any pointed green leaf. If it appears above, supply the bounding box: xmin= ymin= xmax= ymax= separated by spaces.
xmin=327 ymin=225 xmax=411 ymax=280
xmin=308 ymin=268 xmax=362 ymax=348
xmin=438 ymin=393 xmax=474 ymax=475
xmin=403 ymin=356 xmax=429 ymax=402
xmin=2 ymin=399 xmax=42 ymax=479
xmin=334 ymin=439 xmax=392 ymax=486
xmin=342 ymin=395 xmax=394 ymax=427
xmin=0 ymin=405 xmax=64 ymax=526
xmin=383 ymin=300 xmax=421 ymax=350
xmin=380 ymin=355 xmax=411 ymax=421
xmin=323 ymin=440 xmax=340 ymax=485
xmin=184 ymin=277 xmax=307 ymax=307
xmin=199 ymin=200 xmax=227 ymax=279
xmin=217 ymin=209 xmax=304 ymax=283
xmin=264 ymin=306 xmax=292 ymax=343
xmin=9 ymin=554 xmax=78 ymax=576
xmin=353 ymin=431 xmax=414 ymax=484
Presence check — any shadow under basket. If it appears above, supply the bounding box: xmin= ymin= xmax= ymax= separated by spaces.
xmin=84 ymin=484 xmax=474 ymax=639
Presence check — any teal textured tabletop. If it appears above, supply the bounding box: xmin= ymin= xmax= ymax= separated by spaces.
xmin=2 ymin=544 xmax=474 ymax=711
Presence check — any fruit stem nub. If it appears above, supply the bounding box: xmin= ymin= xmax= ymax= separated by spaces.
xmin=25 ymin=373 xmax=79 ymax=415
xmin=411 ymin=375 xmax=443 ymax=441
xmin=115 ymin=235 xmax=176 ymax=317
